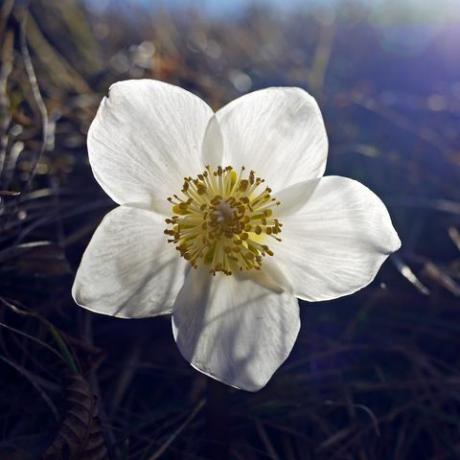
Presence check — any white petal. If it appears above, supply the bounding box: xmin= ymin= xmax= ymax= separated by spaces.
xmin=201 ymin=115 xmax=224 ymax=168
xmin=172 ymin=269 xmax=300 ymax=391
xmin=244 ymin=258 xmax=293 ymax=295
xmin=276 ymin=179 xmax=320 ymax=218
xmin=216 ymin=87 xmax=328 ymax=191
xmin=273 ymin=176 xmax=401 ymax=301
xmin=88 ymin=79 xmax=213 ymax=214
xmin=72 ymin=206 xmax=187 ymax=318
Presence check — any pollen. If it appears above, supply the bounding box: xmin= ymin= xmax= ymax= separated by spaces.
xmin=165 ymin=165 xmax=282 ymax=276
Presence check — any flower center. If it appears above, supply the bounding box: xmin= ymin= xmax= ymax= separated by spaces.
xmin=165 ymin=165 xmax=282 ymax=275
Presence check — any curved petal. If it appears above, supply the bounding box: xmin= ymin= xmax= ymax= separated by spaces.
xmin=272 ymin=176 xmax=401 ymax=301
xmin=172 ymin=269 xmax=300 ymax=391
xmin=216 ymin=87 xmax=328 ymax=191
xmin=201 ymin=115 xmax=224 ymax=168
xmin=72 ymin=206 xmax=187 ymax=318
xmin=88 ymin=79 xmax=213 ymax=214
xmin=276 ymin=179 xmax=320 ymax=218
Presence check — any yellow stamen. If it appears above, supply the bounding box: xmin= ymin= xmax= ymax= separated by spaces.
xmin=165 ymin=166 xmax=282 ymax=275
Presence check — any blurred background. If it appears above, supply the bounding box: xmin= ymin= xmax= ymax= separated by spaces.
xmin=1 ymin=0 xmax=460 ymax=458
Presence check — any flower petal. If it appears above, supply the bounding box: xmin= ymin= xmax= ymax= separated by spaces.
xmin=276 ymin=179 xmax=320 ymax=218
xmin=172 ymin=269 xmax=300 ymax=391
xmin=88 ymin=79 xmax=213 ymax=214
xmin=72 ymin=206 xmax=187 ymax=318
xmin=216 ymin=87 xmax=328 ymax=191
xmin=201 ymin=115 xmax=224 ymax=168
xmin=272 ymin=176 xmax=401 ymax=301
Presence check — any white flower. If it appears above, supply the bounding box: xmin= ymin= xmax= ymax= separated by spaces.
xmin=72 ymin=79 xmax=401 ymax=391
